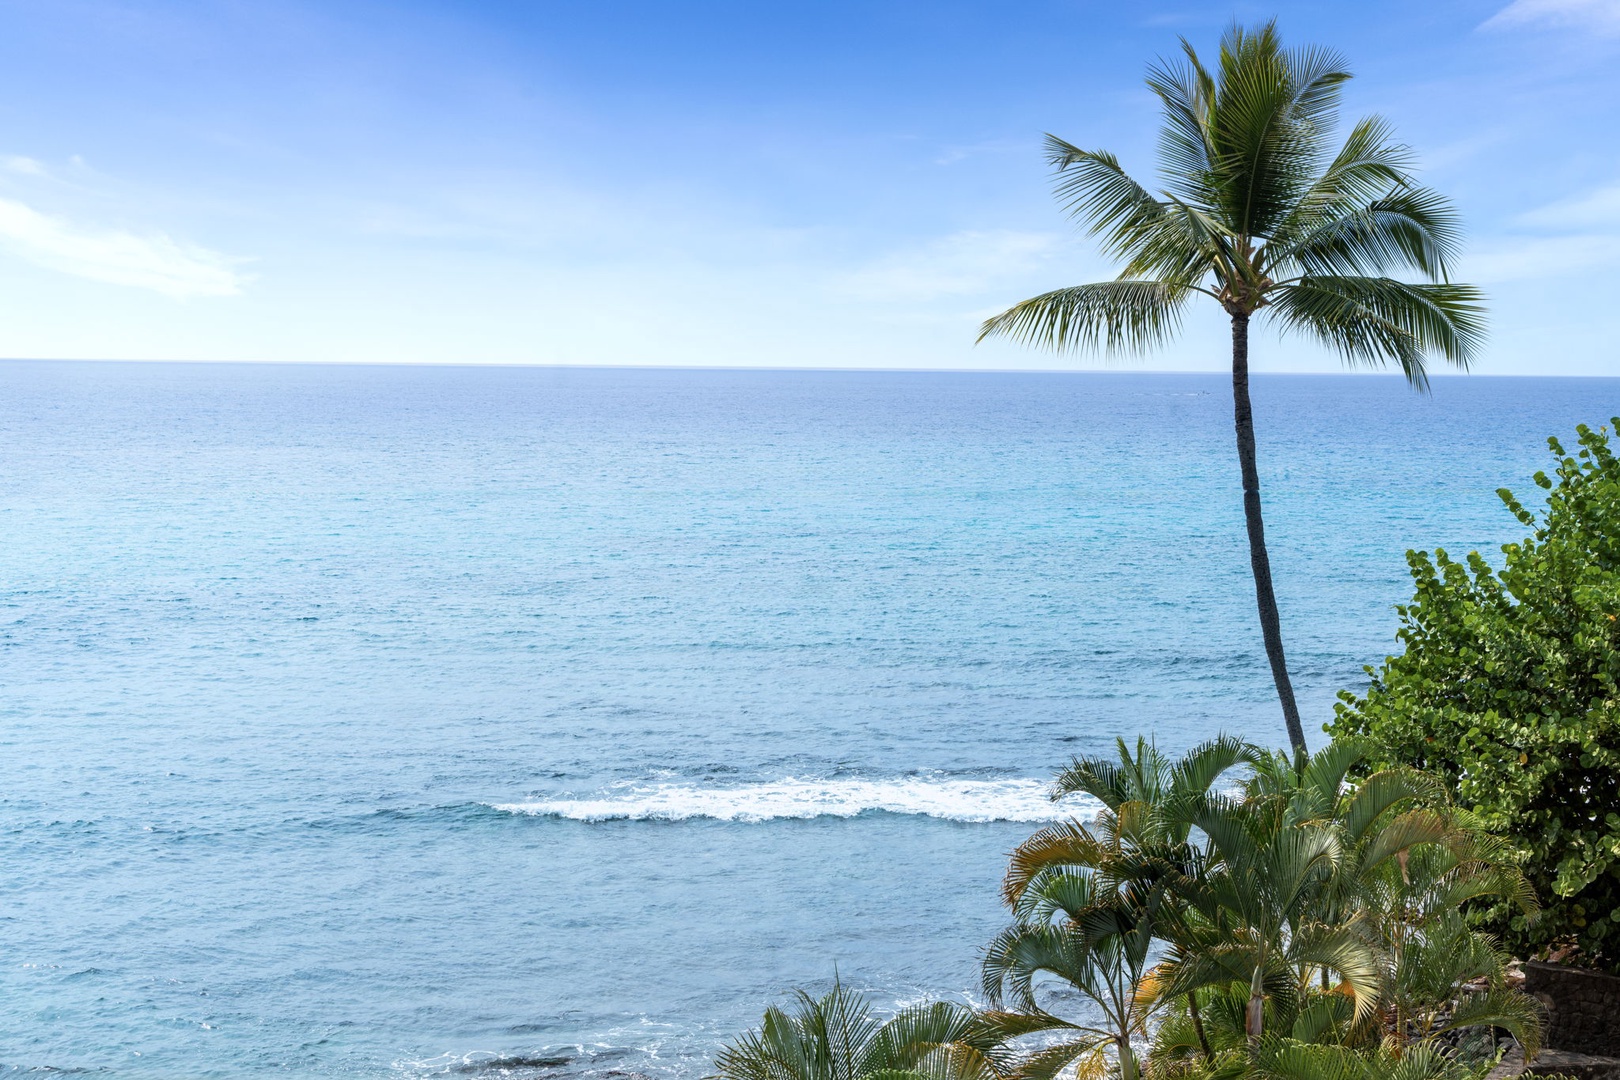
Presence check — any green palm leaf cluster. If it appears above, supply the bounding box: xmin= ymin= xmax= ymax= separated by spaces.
xmin=711 ymin=983 xmax=1005 ymax=1080
xmin=979 ymin=22 xmax=1486 ymax=756
xmin=988 ymin=738 xmax=1541 ymax=1080
xmin=980 ymin=737 xmax=1252 ymax=1080
xmin=980 ymin=21 xmax=1483 ymax=378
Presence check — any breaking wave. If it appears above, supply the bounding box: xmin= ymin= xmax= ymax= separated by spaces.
xmin=490 ymin=777 xmax=1098 ymax=824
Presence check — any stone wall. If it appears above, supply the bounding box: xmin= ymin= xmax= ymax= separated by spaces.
xmin=1523 ymin=962 xmax=1620 ymax=1057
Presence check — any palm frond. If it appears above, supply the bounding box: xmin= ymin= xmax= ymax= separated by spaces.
xmin=1045 ymin=138 xmax=1171 ymax=265
xmin=1264 ymin=276 xmax=1486 ymax=388
xmin=982 ymin=923 xmax=1118 ymax=1016
xmin=1052 ymin=742 xmax=1141 ymax=807
xmin=1286 ymin=923 xmax=1383 ymax=1023
xmin=1204 ymin=23 xmax=1345 ymax=237
xmin=1263 ymin=115 xmax=1414 ymax=250
xmin=1015 ymin=868 xmax=1098 ymax=925
xmin=1008 ymin=1041 xmax=1110 ymax=1080
xmin=1296 ymin=736 xmax=1372 ymax=817
xmin=1439 ymin=988 xmax=1544 ymax=1060
xmin=1358 ymin=809 xmax=1455 ymax=871
xmin=713 ymin=984 xmax=885 ymax=1080
xmin=977 ymin=281 xmax=1192 ymax=356
xmin=1267 ymin=185 xmax=1466 ymax=281
xmin=1251 ymin=1040 xmax=1368 ymax=1080
xmin=1167 ymin=735 xmax=1256 ymax=802
xmin=1341 ymin=768 xmax=1445 ymax=842
xmin=1153 ymin=942 xmax=1266 ymax=1000
xmin=1144 ymin=44 xmax=1218 ymax=207
xmin=1002 ymin=820 xmax=1110 ymax=906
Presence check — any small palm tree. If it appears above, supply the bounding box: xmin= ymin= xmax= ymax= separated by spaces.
xmin=1152 ymin=739 xmax=1541 ymax=1053
xmin=1002 ymin=735 xmax=1256 ymax=905
xmin=981 ymin=871 xmax=1160 ymax=1080
xmin=996 ymin=737 xmax=1256 ymax=1069
xmin=978 ymin=23 xmax=1485 ymax=755
xmin=1158 ymin=799 xmax=1384 ymax=1045
xmin=711 ymin=983 xmax=1002 ymax=1080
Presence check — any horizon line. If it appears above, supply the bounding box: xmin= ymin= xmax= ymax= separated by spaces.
xmin=0 ymin=357 xmax=1610 ymax=379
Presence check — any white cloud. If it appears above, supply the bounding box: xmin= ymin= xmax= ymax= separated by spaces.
xmin=841 ymin=230 xmax=1069 ymax=302
xmin=1463 ymin=234 xmax=1618 ymax=283
xmin=0 ymin=197 xmax=245 ymax=298
xmin=5 ymin=156 xmax=46 ymax=176
xmin=1481 ymin=0 xmax=1620 ymax=32
xmin=932 ymin=139 xmax=1025 ymax=166
xmin=1465 ymin=180 xmax=1620 ymax=281
xmin=1516 ymin=183 xmax=1620 ymax=229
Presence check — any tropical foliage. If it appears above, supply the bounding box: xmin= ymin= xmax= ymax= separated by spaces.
xmin=977 ymin=22 xmax=1486 ymax=756
xmin=712 ymin=738 xmax=1546 ymax=1080
xmin=986 ymin=738 xmax=1539 ymax=1080
xmin=1331 ymin=421 xmax=1620 ymax=973
xmin=711 ymin=983 xmax=1004 ymax=1080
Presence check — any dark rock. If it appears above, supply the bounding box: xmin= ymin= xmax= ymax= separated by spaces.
xmin=1527 ymin=1049 xmax=1620 ymax=1080
xmin=1523 ymin=962 xmax=1620 ymax=1057
xmin=1490 ymin=1048 xmax=1620 ymax=1080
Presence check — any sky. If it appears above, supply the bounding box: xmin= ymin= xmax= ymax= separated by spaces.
xmin=0 ymin=0 xmax=1616 ymax=373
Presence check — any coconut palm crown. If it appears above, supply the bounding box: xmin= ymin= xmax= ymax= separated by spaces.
xmin=979 ymin=22 xmax=1486 ymax=755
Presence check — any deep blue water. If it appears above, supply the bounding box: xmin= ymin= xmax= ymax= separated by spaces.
xmin=2 ymin=362 xmax=1614 ymax=1079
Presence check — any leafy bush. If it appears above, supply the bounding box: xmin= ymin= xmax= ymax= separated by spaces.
xmin=1330 ymin=421 xmax=1620 ymax=972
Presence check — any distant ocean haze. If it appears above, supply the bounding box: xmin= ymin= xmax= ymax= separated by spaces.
xmin=1 ymin=361 xmax=1612 ymax=1079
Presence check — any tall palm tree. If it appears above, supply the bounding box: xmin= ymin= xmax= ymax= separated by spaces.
xmin=978 ymin=23 xmax=1485 ymax=755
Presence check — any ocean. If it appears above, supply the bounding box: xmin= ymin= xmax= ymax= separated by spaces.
xmin=2 ymin=361 xmax=1612 ymax=1079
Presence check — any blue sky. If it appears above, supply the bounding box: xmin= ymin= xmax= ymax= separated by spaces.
xmin=0 ymin=0 xmax=1616 ymax=372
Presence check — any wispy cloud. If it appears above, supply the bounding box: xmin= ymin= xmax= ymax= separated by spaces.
xmin=0 ymin=197 xmax=245 ymax=298
xmin=1465 ymin=234 xmax=1617 ymax=283
xmin=1466 ymin=180 xmax=1620 ymax=282
xmin=1516 ymin=183 xmax=1620 ymax=229
xmin=1481 ymin=0 xmax=1620 ymax=33
xmin=5 ymin=156 xmax=47 ymax=176
xmin=932 ymin=139 xmax=1026 ymax=166
xmin=841 ymin=230 xmax=1070 ymax=302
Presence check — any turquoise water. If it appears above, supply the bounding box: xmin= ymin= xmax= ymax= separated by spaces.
xmin=2 ymin=362 xmax=1613 ymax=1079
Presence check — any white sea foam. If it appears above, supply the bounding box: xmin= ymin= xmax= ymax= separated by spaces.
xmin=491 ymin=777 xmax=1098 ymax=824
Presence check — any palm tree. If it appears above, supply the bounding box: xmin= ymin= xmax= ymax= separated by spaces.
xmin=1001 ymin=735 xmax=1255 ymax=905
xmin=978 ymin=22 xmax=1485 ymax=756
xmin=996 ymin=737 xmax=1256 ymax=1068
xmin=981 ymin=873 xmax=1159 ymax=1080
xmin=1155 ymin=795 xmax=1384 ymax=1045
xmin=1149 ymin=739 xmax=1541 ymax=1053
xmin=710 ymin=983 xmax=1003 ymax=1080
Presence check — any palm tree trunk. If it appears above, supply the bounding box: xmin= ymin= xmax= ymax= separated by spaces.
xmin=1246 ymin=963 xmax=1266 ymax=1045
xmin=1188 ymin=992 xmax=1214 ymax=1062
xmin=1116 ymin=1035 xmax=1141 ymax=1080
xmin=1230 ymin=313 xmax=1307 ymax=757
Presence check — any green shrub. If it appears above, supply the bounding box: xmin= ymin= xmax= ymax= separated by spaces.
xmin=1331 ymin=421 xmax=1620 ymax=971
